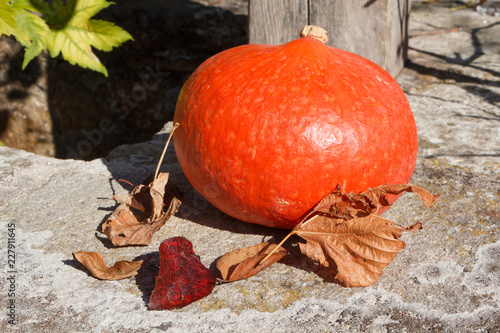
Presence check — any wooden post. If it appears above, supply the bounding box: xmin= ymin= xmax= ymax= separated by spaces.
xmin=248 ymin=0 xmax=411 ymax=77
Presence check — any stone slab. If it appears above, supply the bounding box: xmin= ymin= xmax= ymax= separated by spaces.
xmin=1 ymin=2 xmax=499 ymax=332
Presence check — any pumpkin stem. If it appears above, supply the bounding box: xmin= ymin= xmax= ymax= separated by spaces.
xmin=300 ymin=25 xmax=328 ymax=44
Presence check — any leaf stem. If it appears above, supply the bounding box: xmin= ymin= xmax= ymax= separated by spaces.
xmin=258 ymin=231 xmax=295 ymax=265
xmin=154 ymin=122 xmax=179 ymax=180
xmin=118 ymin=179 xmax=135 ymax=187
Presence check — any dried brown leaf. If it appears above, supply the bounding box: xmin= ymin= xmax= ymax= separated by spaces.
xmin=150 ymin=172 xmax=171 ymax=219
xmin=405 ymin=221 xmax=423 ymax=231
xmin=216 ymin=242 xmax=287 ymax=282
xmin=308 ymin=184 xmax=439 ymax=223
xmin=105 ymin=171 xmax=182 ymax=246
xmin=103 ymin=198 xmax=182 ymax=246
xmin=295 ymin=214 xmax=406 ymax=287
xmin=114 ymin=172 xmax=171 ymax=219
xmin=291 ymin=184 xmax=439 ymax=287
xmin=361 ymin=184 xmax=440 ymax=210
xmin=114 ymin=185 xmax=150 ymax=214
xmin=312 ymin=187 xmax=377 ymax=219
xmin=72 ymin=251 xmax=143 ymax=280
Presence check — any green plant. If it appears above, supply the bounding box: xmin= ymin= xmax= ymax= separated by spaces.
xmin=0 ymin=0 xmax=132 ymax=76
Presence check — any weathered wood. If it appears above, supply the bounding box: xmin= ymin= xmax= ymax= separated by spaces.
xmin=248 ymin=0 xmax=411 ymax=77
xmin=309 ymin=0 xmax=389 ymax=69
xmin=387 ymin=0 xmax=411 ymax=76
xmin=248 ymin=0 xmax=308 ymax=45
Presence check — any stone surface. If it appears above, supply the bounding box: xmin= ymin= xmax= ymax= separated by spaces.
xmin=1 ymin=2 xmax=499 ymax=332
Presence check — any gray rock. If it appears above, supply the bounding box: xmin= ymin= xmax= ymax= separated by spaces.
xmin=1 ymin=3 xmax=499 ymax=332
xmin=476 ymin=0 xmax=500 ymax=16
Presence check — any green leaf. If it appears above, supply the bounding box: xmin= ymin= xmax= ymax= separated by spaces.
xmin=6 ymin=0 xmax=133 ymax=76
xmin=29 ymin=0 xmax=76 ymax=28
xmin=0 ymin=1 xmax=19 ymax=37
xmin=11 ymin=0 xmax=50 ymax=68
xmin=84 ymin=19 xmax=133 ymax=52
xmin=44 ymin=0 xmax=133 ymax=76
xmin=0 ymin=0 xmax=32 ymax=44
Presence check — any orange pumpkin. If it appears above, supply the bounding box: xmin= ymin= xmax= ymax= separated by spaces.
xmin=173 ymin=26 xmax=418 ymax=229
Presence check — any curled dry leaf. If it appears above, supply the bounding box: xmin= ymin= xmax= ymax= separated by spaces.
xmin=216 ymin=242 xmax=288 ymax=282
xmin=104 ymin=198 xmax=182 ymax=247
xmin=149 ymin=237 xmax=216 ymax=310
xmin=311 ymin=184 xmax=439 ymax=220
xmin=103 ymin=172 xmax=182 ymax=246
xmin=289 ymin=184 xmax=437 ymax=287
xmin=114 ymin=172 xmax=171 ymax=220
xmin=72 ymin=251 xmax=144 ymax=280
xmin=360 ymin=184 xmax=440 ymax=210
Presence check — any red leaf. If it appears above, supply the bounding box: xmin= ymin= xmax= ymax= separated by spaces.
xmin=149 ymin=237 xmax=216 ymax=310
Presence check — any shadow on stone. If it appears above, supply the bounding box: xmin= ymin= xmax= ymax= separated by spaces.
xmin=0 ymin=109 xmax=8 ymax=137
xmin=94 ymin=233 xmax=118 ymax=249
xmin=133 ymin=252 xmax=160 ymax=308
xmin=276 ymin=234 xmax=345 ymax=285
xmin=5 ymin=42 xmax=44 ymax=91
xmin=62 ymin=258 xmax=95 ymax=279
xmin=103 ymin=145 xmax=283 ymax=236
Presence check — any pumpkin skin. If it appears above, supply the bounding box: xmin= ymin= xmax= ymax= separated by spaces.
xmin=173 ymin=29 xmax=418 ymax=229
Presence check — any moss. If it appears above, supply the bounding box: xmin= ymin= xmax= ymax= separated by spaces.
xmin=125 ymin=284 xmax=142 ymax=297
xmin=200 ymin=278 xmax=308 ymax=314
xmin=279 ymin=287 xmax=305 ymax=309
